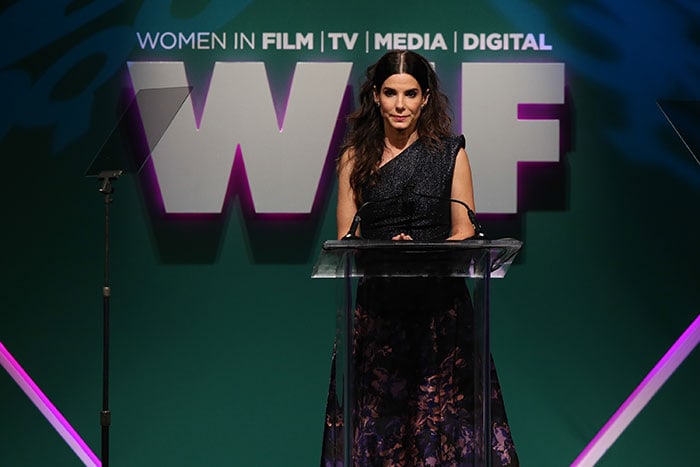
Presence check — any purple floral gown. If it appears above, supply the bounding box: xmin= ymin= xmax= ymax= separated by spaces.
xmin=321 ymin=136 xmax=519 ymax=466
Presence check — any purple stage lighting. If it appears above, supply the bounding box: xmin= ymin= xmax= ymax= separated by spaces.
xmin=0 ymin=341 xmax=100 ymax=467
xmin=571 ymin=313 xmax=700 ymax=466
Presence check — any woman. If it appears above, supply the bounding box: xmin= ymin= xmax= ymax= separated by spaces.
xmin=322 ymin=51 xmax=519 ymax=466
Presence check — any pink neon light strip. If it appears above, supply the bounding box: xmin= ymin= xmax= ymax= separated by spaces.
xmin=0 ymin=341 xmax=101 ymax=467
xmin=571 ymin=313 xmax=700 ymax=466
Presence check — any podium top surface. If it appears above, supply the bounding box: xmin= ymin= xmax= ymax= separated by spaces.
xmin=311 ymin=238 xmax=522 ymax=279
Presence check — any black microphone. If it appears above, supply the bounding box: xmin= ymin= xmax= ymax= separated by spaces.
xmin=453 ymin=197 xmax=486 ymax=238
xmin=342 ymin=185 xmax=484 ymax=239
xmin=409 ymin=190 xmax=486 ymax=238
xmin=342 ymin=204 xmax=367 ymax=240
xmin=342 ymin=185 xmax=415 ymax=240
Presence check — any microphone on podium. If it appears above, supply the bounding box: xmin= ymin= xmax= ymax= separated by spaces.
xmin=342 ymin=187 xmax=485 ymax=239
xmin=409 ymin=189 xmax=485 ymax=238
xmin=342 ymin=207 xmax=366 ymax=240
xmin=341 ymin=197 xmax=400 ymax=240
xmin=446 ymin=196 xmax=486 ymax=238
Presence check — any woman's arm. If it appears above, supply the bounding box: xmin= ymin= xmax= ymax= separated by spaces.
xmin=447 ymin=148 xmax=477 ymax=240
xmin=336 ymin=150 xmax=358 ymax=240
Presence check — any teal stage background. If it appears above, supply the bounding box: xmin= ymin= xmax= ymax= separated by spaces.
xmin=1 ymin=1 xmax=699 ymax=466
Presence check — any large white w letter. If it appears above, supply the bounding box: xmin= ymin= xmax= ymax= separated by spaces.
xmin=127 ymin=61 xmax=352 ymax=213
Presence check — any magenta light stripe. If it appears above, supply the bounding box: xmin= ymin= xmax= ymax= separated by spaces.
xmin=0 ymin=341 xmax=101 ymax=467
xmin=571 ymin=313 xmax=700 ymax=467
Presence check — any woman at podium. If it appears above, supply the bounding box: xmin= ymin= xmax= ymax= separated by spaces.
xmin=321 ymin=50 xmax=520 ymax=466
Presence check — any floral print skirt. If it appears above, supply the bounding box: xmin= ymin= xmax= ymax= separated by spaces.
xmin=321 ymin=278 xmax=519 ymax=467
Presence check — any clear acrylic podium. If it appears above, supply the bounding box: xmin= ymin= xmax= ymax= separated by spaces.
xmin=312 ymin=238 xmax=522 ymax=467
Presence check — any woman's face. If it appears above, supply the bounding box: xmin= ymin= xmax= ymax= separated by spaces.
xmin=374 ymin=73 xmax=428 ymax=134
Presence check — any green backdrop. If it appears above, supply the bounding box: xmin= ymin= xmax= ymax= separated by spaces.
xmin=1 ymin=1 xmax=699 ymax=465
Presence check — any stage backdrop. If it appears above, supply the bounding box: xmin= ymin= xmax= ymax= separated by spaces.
xmin=1 ymin=1 xmax=699 ymax=466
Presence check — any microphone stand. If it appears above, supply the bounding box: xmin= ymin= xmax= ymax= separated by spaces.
xmin=97 ymin=169 xmax=122 ymax=467
xmin=84 ymin=85 xmax=191 ymax=467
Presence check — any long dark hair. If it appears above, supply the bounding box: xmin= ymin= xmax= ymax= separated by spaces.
xmin=340 ymin=50 xmax=452 ymax=201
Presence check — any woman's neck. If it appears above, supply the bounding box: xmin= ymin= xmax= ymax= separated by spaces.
xmin=384 ymin=128 xmax=419 ymax=151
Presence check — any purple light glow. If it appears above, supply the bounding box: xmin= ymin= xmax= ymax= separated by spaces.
xmin=518 ymin=102 xmax=564 ymax=120
xmin=571 ymin=313 xmax=700 ymax=466
xmin=0 ymin=341 xmax=100 ymax=467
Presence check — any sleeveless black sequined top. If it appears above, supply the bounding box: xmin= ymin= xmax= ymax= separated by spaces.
xmin=359 ymin=135 xmax=465 ymax=242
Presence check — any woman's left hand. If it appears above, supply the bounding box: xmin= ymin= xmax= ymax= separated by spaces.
xmin=391 ymin=232 xmax=413 ymax=241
